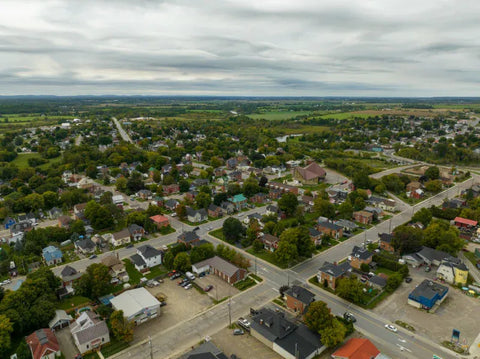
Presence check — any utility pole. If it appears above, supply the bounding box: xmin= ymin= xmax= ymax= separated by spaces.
xmin=228 ymin=297 xmax=232 ymax=326
xmin=149 ymin=336 xmax=153 ymax=359
xmin=254 ymin=255 xmax=257 ymax=276
xmin=388 ymin=218 xmax=392 ymax=233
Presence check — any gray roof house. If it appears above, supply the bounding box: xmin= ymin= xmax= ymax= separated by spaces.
xmin=70 ymin=311 xmax=110 ymax=354
xmin=186 ymin=207 xmax=208 ymax=223
xmin=75 ymin=238 xmax=96 ymax=254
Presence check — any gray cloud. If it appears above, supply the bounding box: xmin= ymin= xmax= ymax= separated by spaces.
xmin=0 ymin=0 xmax=479 ymax=96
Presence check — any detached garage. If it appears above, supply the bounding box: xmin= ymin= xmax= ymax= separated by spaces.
xmin=49 ymin=310 xmax=71 ymax=330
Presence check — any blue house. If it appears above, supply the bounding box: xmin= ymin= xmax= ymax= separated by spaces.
xmin=42 ymin=246 xmax=63 ymax=266
xmin=408 ymin=279 xmax=448 ymax=310
xmin=4 ymin=217 xmax=16 ymax=230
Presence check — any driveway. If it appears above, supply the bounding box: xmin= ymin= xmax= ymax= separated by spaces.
xmin=373 ymin=265 xmax=480 ymax=347
xmin=194 ymin=273 xmax=240 ymax=301
xmin=55 ymin=327 xmax=80 ymax=359
xmin=131 ymin=278 xmax=213 ymax=344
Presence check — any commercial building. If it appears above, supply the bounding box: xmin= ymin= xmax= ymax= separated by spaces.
xmin=110 ymin=287 xmax=160 ymax=325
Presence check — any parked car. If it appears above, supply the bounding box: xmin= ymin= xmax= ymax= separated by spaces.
xmin=204 ymin=285 xmax=213 ymax=292
xmin=89 ymin=254 xmax=97 ymax=260
xmin=170 ymin=213 xmax=177 ymax=217
xmin=184 ymin=283 xmax=192 ymax=290
xmin=424 ymin=266 xmax=431 ymax=272
xmin=385 ymin=324 xmax=398 ymax=332
xmin=237 ymin=317 xmax=250 ymax=329
xmin=193 ymin=227 xmax=200 ymax=231
xmin=126 ymin=244 xmax=134 ymax=248
xmin=168 ymin=271 xmax=177 ymax=277
xmin=233 ymin=329 xmax=244 ymax=336
xmin=405 ymin=277 xmax=413 ymax=283
xmin=170 ymin=272 xmax=181 ymax=280
xmin=343 ymin=312 xmax=356 ymax=323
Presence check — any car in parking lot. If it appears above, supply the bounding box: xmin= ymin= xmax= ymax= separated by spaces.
xmin=405 ymin=277 xmax=412 ymax=283
xmin=385 ymin=324 xmax=398 ymax=332
xmin=89 ymin=254 xmax=97 ymax=260
xmin=204 ymin=285 xmax=213 ymax=292
xmin=237 ymin=317 xmax=250 ymax=329
xmin=170 ymin=272 xmax=181 ymax=280
xmin=193 ymin=227 xmax=200 ymax=231
xmin=184 ymin=283 xmax=192 ymax=290
xmin=233 ymin=329 xmax=244 ymax=336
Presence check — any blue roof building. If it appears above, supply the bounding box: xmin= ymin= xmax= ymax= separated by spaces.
xmin=230 ymin=194 xmax=248 ymax=210
xmin=408 ymin=279 xmax=448 ymax=310
xmin=42 ymin=246 xmax=63 ymax=266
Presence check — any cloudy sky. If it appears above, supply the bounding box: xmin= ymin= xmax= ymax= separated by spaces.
xmin=0 ymin=0 xmax=479 ymax=96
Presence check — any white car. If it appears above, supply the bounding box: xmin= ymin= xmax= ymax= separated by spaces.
xmin=238 ymin=317 xmax=251 ymax=328
xmin=385 ymin=324 xmax=398 ymax=332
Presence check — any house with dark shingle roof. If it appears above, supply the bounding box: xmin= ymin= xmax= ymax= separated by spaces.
xmin=349 ymin=245 xmax=373 ymax=270
xmin=284 ymin=285 xmax=315 ymax=314
xmin=378 ymin=233 xmax=395 ymax=253
xmin=317 ymin=261 xmax=351 ymax=290
xmin=186 ymin=207 xmax=208 ymax=223
xmin=178 ymin=231 xmax=200 ymax=246
xmin=250 ymin=307 xmax=323 ymax=359
xmin=191 ymin=256 xmax=246 ymax=284
xmin=75 ymin=238 xmax=96 ymax=254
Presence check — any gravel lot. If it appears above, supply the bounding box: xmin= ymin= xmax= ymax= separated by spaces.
xmin=194 ymin=273 xmax=240 ymax=301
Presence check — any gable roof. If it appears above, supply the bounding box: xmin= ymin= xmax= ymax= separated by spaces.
xmin=71 ymin=311 xmax=109 ymax=345
xmin=417 ymin=246 xmax=454 ymax=263
xmin=319 ymin=261 xmax=351 ymax=277
xmin=284 ymin=285 xmax=315 ymax=305
xmin=61 ymin=265 xmax=78 ymax=277
xmin=178 ymin=231 xmax=200 ymax=243
xmin=378 ymin=233 xmax=394 ymax=243
xmin=351 ymin=246 xmax=373 ymax=261
xmin=150 ymin=214 xmax=169 ymax=224
xmin=296 ymin=162 xmax=326 ymax=181
xmin=76 ymin=238 xmax=96 ymax=250
xmin=42 ymin=246 xmax=63 ymax=261
xmin=130 ymin=253 xmax=146 ymax=267
xmin=26 ymin=328 xmax=60 ymax=359
xmin=317 ymin=221 xmax=342 ymax=231
xmin=454 ymin=216 xmax=478 ymax=226
xmin=332 ymin=338 xmax=380 ymax=359
xmin=193 ymin=256 xmax=243 ymax=277
xmin=138 ymin=244 xmax=162 ymax=259
xmin=110 ymin=287 xmax=160 ymax=318
xmin=113 ymin=228 xmax=130 ymax=240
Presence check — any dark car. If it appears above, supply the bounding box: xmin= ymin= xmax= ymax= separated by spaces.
xmin=160 ymin=301 xmax=167 ymax=307
xmin=204 ymin=285 xmax=213 ymax=292
xmin=233 ymin=329 xmax=244 ymax=336
xmin=344 ymin=312 xmax=356 ymax=323
xmin=126 ymin=244 xmax=134 ymax=248
xmin=193 ymin=226 xmax=200 ymax=231
xmin=405 ymin=277 xmax=413 ymax=283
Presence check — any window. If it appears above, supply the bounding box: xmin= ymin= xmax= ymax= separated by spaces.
xmin=87 ymin=345 xmax=89 ymax=349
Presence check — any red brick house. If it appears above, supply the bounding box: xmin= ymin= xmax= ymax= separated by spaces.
xmin=251 ymin=192 xmax=268 ymax=204
xmin=316 ymin=221 xmax=343 ymax=239
xmin=268 ymin=188 xmax=283 ymax=200
xmin=317 ymin=261 xmax=351 ymax=290
xmin=163 ymin=184 xmax=180 ymax=195
xmin=284 ymin=285 xmax=315 ymax=314
xmin=191 ymin=256 xmax=247 ymax=284
xmin=149 ymin=215 xmax=170 ymax=228
xmin=58 ymin=215 xmax=72 ymax=229
xmin=349 ymin=246 xmax=373 ymax=270
xmin=378 ymin=233 xmax=395 ymax=253
xmin=177 ymin=231 xmax=200 ymax=246
xmin=207 ymin=204 xmax=223 ymax=218
xmin=262 ymin=233 xmax=280 ymax=252
xmin=353 ymin=210 xmax=373 ymax=225
xmin=266 ymin=182 xmax=299 ymax=195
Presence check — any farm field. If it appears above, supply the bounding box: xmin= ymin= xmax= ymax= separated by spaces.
xmin=247 ymin=110 xmax=314 ymax=120
xmin=11 ymin=153 xmax=63 ymax=169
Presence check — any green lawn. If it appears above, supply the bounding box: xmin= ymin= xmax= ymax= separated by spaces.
xmin=58 ymin=295 xmax=91 ymax=310
xmin=209 ymin=228 xmax=225 ymax=241
xmin=246 ymin=248 xmax=287 ymax=269
xmin=10 ymin=153 xmax=63 ymax=169
xmin=318 ymin=112 xmax=372 ymax=120
xmin=101 ymin=338 xmax=130 ymax=358
xmin=464 ymin=251 xmax=478 ymax=266
xmin=123 ymin=259 xmax=143 ymax=284
xmin=145 ymin=265 xmax=168 ymax=280
xmin=233 ymin=277 xmax=257 ymax=291
xmin=375 ymin=267 xmax=397 ymax=277
xmin=247 ymin=111 xmax=313 ymax=120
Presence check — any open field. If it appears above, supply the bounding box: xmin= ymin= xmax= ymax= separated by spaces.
xmin=319 ymin=108 xmax=467 ymax=120
xmin=10 ymin=153 xmax=63 ymax=169
xmin=247 ymin=110 xmax=314 ymax=120
xmin=0 ymin=114 xmax=75 ymax=122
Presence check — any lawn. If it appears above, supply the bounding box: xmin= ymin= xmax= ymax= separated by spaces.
xmin=375 ymin=267 xmax=397 ymax=277
xmin=463 ymin=251 xmax=478 ymax=266
xmin=233 ymin=277 xmax=257 ymax=291
xmin=247 ymin=111 xmax=313 ymax=120
xmin=101 ymin=338 xmax=130 ymax=358
xmin=145 ymin=264 xmax=168 ymax=280
xmin=246 ymin=248 xmax=287 ymax=269
xmin=10 ymin=153 xmax=63 ymax=169
xmin=209 ymin=228 xmax=225 ymax=241
xmin=58 ymin=295 xmax=91 ymax=310
xmin=123 ymin=259 xmax=143 ymax=284
xmin=318 ymin=112 xmax=372 ymax=120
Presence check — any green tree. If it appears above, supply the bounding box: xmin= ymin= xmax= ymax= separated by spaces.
xmin=242 ymin=177 xmax=260 ymax=198
xmin=163 ymin=251 xmax=174 ymax=270
xmin=360 ymin=263 xmax=370 ymax=273
xmin=320 ymin=319 xmax=347 ymax=348
xmin=74 ymin=263 xmax=112 ymax=299
xmin=385 ymin=273 xmax=403 ymax=293
xmin=190 ymin=243 xmax=215 ymax=264
xmin=425 ymin=180 xmax=442 ymax=193
xmin=391 ymin=225 xmax=423 ymax=254
xmin=336 ymin=277 xmax=365 ymax=304
xmin=304 ymin=301 xmax=334 ymax=333
xmin=313 ymin=198 xmax=335 ymax=219
xmin=195 ymin=192 xmax=211 ymax=209
xmin=0 ymin=314 xmax=13 ymax=356
xmin=274 ymin=240 xmax=298 ymax=266
xmin=412 ymin=208 xmax=433 ymax=227
xmin=173 ymin=252 xmax=191 ymax=272
xmin=425 ymin=166 xmax=440 ymax=180
xmin=176 ymin=204 xmax=187 ymax=220
xmin=179 ymin=179 xmax=190 ymax=193
xmin=115 ymin=177 xmax=127 ymax=192
xmin=222 ymin=217 xmax=244 ymax=243
xmin=127 ymin=172 xmax=144 ymax=193
xmin=278 ymin=192 xmax=298 ymax=217
xmin=109 ymin=310 xmax=134 ymax=343
xmin=252 ymin=239 xmax=264 ymax=252
xmin=70 ymin=220 xmax=86 ymax=235
xmin=338 ymin=200 xmax=353 ymax=219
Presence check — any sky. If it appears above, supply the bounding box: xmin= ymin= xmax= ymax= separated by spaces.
xmin=0 ymin=0 xmax=479 ymax=96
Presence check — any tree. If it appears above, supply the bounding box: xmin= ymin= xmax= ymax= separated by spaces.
xmin=274 ymin=240 xmax=298 ymax=266
xmin=412 ymin=207 xmax=433 ymax=227
xmin=115 ymin=176 xmax=127 ymax=192
xmin=279 ymin=227 xmax=314 ymax=258
xmin=304 ymin=301 xmax=334 ymax=333
xmin=179 ymin=179 xmax=190 ymax=193
xmin=391 ymin=225 xmax=423 ymax=254
xmin=385 ymin=273 xmax=403 ymax=293
xmin=337 ymin=200 xmax=353 ymax=219
xmin=278 ymin=192 xmax=298 ymax=217
xmin=176 ymin=204 xmax=187 ymax=220
xmin=425 ymin=180 xmax=442 ymax=193
xmin=222 ymin=217 xmax=244 ymax=243
xmin=74 ymin=263 xmax=112 ymax=299
xmin=336 ymin=277 xmax=365 ymax=304
xmin=213 ymin=192 xmax=229 ymax=206
xmin=0 ymin=314 xmax=13 ymax=356
xmin=242 ymin=177 xmax=260 ymax=198
xmin=313 ymin=198 xmax=335 ymax=219
xmin=320 ymin=319 xmax=347 ymax=348
xmin=173 ymin=252 xmax=191 ymax=272
xmin=190 ymin=243 xmax=215 ymax=264
xmin=252 ymin=239 xmax=264 ymax=252
xmin=195 ymin=192 xmax=211 ymax=209
xmin=70 ymin=220 xmax=86 ymax=235
xmin=109 ymin=310 xmax=134 ymax=343
xmin=127 ymin=171 xmax=144 ymax=193
xmin=360 ymin=263 xmax=370 ymax=273
xmin=425 ymin=166 xmax=440 ymax=180
xmin=163 ymin=251 xmax=174 ymax=270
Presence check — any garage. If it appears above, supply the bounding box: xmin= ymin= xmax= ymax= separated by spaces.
xmin=49 ymin=310 xmax=71 ymax=331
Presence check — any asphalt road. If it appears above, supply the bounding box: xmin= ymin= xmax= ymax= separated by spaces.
xmin=112 ymin=117 xmax=133 ymax=143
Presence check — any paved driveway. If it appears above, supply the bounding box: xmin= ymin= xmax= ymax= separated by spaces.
xmin=373 ymin=265 xmax=480 ymax=347
xmin=55 ymin=327 xmax=80 ymax=359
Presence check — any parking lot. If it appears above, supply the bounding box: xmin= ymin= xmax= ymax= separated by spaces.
xmin=194 ymin=272 xmax=240 ymax=301
xmin=131 ymin=278 xmax=213 ymax=344
xmin=211 ymin=326 xmax=283 ymax=359
xmin=373 ymin=265 xmax=480 ymax=346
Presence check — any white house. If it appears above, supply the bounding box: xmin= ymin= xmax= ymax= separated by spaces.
xmin=110 ymin=287 xmax=160 ymax=325
xmin=70 ymin=311 xmax=110 ymax=354
xmin=112 ymin=195 xmax=124 ymax=205
xmin=130 ymin=244 xmax=162 ymax=271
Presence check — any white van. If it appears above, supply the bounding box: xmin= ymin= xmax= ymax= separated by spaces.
xmin=186 ymin=271 xmax=196 ymax=280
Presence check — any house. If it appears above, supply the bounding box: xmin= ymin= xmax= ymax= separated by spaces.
xmin=269 ymin=188 xmax=283 ymax=200
xmin=250 ymin=308 xmax=323 ymax=359
xmin=228 ymin=170 xmax=242 ymax=182
xmin=18 ymin=212 xmax=37 ymax=225
xmin=191 ymin=256 xmax=247 ymax=284
xmin=192 ymin=178 xmax=209 ymax=187
xmin=42 ymin=246 xmax=63 ymax=266
xmin=334 ymin=219 xmax=358 ymax=233
xmin=408 ymin=279 xmax=448 ymax=310
xmin=186 ymin=207 xmax=208 ymax=223
xmin=60 ymin=265 xmax=82 ymax=289
xmin=378 ymin=233 xmax=395 ymax=253
xmin=4 ymin=216 xmax=15 ymax=229
xmin=349 ymin=246 xmax=373 ymax=270
xmin=293 ymin=161 xmax=326 ymax=185
xmin=110 ymin=228 xmax=131 ymax=247
xmin=284 ymin=285 xmax=315 ymax=314
xmin=110 ymin=287 xmax=160 ymax=325
xmin=262 ymin=233 xmax=280 ymax=252
xmin=220 ymin=201 xmax=236 ymax=215
xmin=58 ymin=215 xmax=72 ymax=229
xmin=130 ymin=244 xmax=163 ymax=271
xmin=230 ymin=194 xmax=248 ymax=210
xmin=436 ymin=258 xmax=469 ymax=285
xmin=415 ymin=246 xmax=455 ymax=267
xmin=353 ymin=210 xmax=373 ymax=225
xmin=331 ymin=338 xmax=381 ymax=359
xmin=316 ymin=221 xmax=343 ymax=239
xmin=71 ymin=311 xmax=110 ymax=354
xmin=101 ymin=254 xmax=129 ymax=282
xmin=181 ymin=341 xmax=229 ymax=359
xmin=363 ymin=206 xmax=382 ymax=220
xmin=317 ymin=261 xmax=351 ymax=290
xmin=408 ymin=188 xmax=425 ymax=199
xmin=406 ymin=181 xmax=422 ymax=193
xmin=443 ymin=198 xmax=465 ymax=210
xmin=73 ymin=203 xmax=88 ymax=220
xmin=454 ymin=216 xmax=478 ymax=229
xmin=207 ymin=204 xmax=223 ymax=218
xmin=367 ymin=275 xmax=387 ymax=290
xmin=226 ymin=157 xmax=238 ymax=169
xmin=128 ymin=224 xmax=145 ymax=241
xmin=48 ymin=310 xmax=71 ymax=331
xmin=177 ymin=231 xmax=200 ymax=246
xmin=308 ymin=227 xmax=322 ymax=246
xmin=267 ymin=182 xmax=299 ymax=195
xmin=136 ymin=189 xmax=152 ymax=200
xmin=367 ymin=196 xmax=396 ymax=212
xmin=251 ymin=192 xmax=268 ymax=204
xmin=26 ymin=328 xmax=61 ymax=359
xmin=112 ymin=195 xmax=124 ymax=205
xmin=164 ymin=199 xmax=179 ymax=211
xmin=47 ymin=207 xmax=63 ymax=219
xmin=150 ymin=214 xmax=170 ymax=229
xmin=163 ymin=183 xmax=180 ymax=195
xmin=185 ymin=190 xmax=198 ymax=201
xmin=266 ymin=204 xmax=279 ymax=216
xmin=75 ymin=238 xmax=96 ymax=254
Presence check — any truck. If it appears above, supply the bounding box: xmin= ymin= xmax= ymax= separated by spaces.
xmin=186 ymin=271 xmax=196 ymax=280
